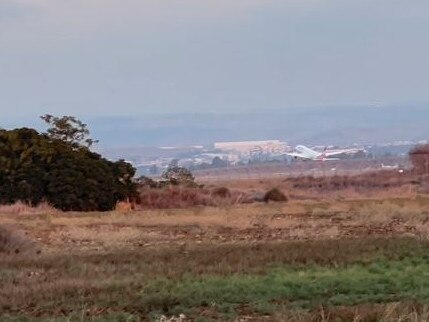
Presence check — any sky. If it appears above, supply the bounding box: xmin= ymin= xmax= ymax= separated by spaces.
xmin=1 ymin=0 xmax=429 ymax=123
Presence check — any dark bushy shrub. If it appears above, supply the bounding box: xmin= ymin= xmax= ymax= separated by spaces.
xmin=263 ymin=188 xmax=288 ymax=203
xmin=0 ymin=128 xmax=137 ymax=211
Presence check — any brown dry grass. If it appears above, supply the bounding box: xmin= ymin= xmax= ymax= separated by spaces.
xmin=1 ymin=195 xmax=429 ymax=255
xmin=274 ymin=303 xmax=429 ymax=322
xmin=0 ymin=201 xmax=57 ymax=216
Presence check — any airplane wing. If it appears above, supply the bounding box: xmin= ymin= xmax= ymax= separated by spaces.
xmin=324 ymin=151 xmax=347 ymax=157
xmin=285 ymin=152 xmax=340 ymax=161
xmin=323 ymin=148 xmax=363 ymax=157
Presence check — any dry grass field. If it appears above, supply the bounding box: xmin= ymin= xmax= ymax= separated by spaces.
xmin=2 ymin=172 xmax=429 ymax=321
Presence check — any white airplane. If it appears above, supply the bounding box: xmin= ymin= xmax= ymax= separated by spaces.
xmin=381 ymin=163 xmax=399 ymax=170
xmin=286 ymin=145 xmax=364 ymax=161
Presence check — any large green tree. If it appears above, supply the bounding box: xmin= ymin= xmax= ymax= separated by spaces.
xmin=0 ymin=125 xmax=137 ymax=211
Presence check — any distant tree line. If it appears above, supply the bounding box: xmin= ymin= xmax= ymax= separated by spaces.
xmin=138 ymin=166 xmax=197 ymax=189
xmin=188 ymin=156 xmax=229 ymax=171
xmin=0 ymin=115 xmax=137 ymax=211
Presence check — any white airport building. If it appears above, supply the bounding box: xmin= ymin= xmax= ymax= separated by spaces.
xmin=214 ymin=140 xmax=290 ymax=157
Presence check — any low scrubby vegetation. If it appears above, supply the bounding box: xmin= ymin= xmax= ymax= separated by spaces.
xmin=137 ymin=186 xmax=253 ymax=209
xmin=135 ymin=168 xmax=255 ymax=209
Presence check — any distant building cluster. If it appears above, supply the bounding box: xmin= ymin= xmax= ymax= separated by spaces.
xmin=214 ymin=140 xmax=290 ymax=157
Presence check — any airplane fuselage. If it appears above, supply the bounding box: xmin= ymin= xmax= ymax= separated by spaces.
xmin=287 ymin=145 xmax=363 ymax=161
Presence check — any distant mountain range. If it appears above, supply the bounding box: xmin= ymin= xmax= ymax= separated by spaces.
xmin=3 ymin=104 xmax=429 ymax=148
xmin=88 ymin=105 xmax=429 ymax=148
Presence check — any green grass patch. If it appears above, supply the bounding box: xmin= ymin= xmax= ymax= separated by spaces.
xmin=4 ymin=238 xmax=429 ymax=320
xmin=141 ymin=257 xmax=429 ymax=318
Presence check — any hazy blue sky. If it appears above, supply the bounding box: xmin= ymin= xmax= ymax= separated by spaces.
xmin=1 ymin=0 xmax=429 ymax=120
